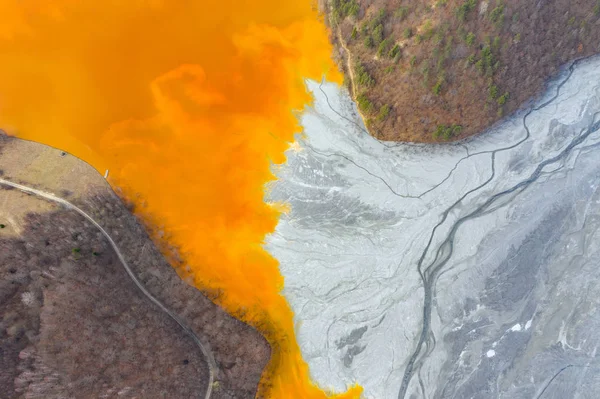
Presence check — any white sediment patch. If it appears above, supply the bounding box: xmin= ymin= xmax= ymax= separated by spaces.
xmin=265 ymin=57 xmax=600 ymax=398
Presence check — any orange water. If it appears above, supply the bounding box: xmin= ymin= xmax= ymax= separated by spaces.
xmin=0 ymin=1 xmax=363 ymax=398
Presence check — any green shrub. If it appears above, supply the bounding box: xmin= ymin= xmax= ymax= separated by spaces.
xmin=497 ymin=92 xmax=509 ymax=105
xmin=371 ymin=9 xmax=387 ymax=28
xmin=333 ymin=0 xmax=360 ymax=20
xmin=433 ymin=79 xmax=443 ymax=95
xmin=395 ymin=6 xmax=410 ymax=20
xmin=388 ymin=43 xmax=401 ymax=59
xmin=489 ymin=4 xmax=505 ymax=27
xmin=436 ymin=58 xmax=445 ymax=73
xmin=481 ymin=46 xmax=493 ymax=65
xmin=478 ymin=46 xmax=497 ymax=76
xmin=451 ymin=125 xmax=463 ymax=137
xmin=410 ymin=55 xmax=418 ymax=67
xmin=489 ymin=84 xmax=499 ymax=99
xmin=351 ymin=26 xmax=358 ymax=40
xmin=421 ymin=61 xmax=430 ymax=85
xmin=433 ymin=124 xmax=463 ymax=140
xmin=514 ymin=33 xmax=521 ymax=42
xmin=377 ymin=38 xmax=392 ymax=57
xmin=372 ymin=24 xmax=384 ymax=45
xmin=444 ymin=37 xmax=454 ymax=59
xmin=360 ymin=23 xmax=369 ymax=35
xmin=457 ymin=25 xmax=467 ymax=40
xmin=475 ymin=59 xmax=484 ymax=72
xmin=357 ymin=93 xmax=375 ymax=113
xmin=434 ymin=30 xmax=445 ymax=44
xmin=492 ymin=36 xmax=501 ymax=51
xmin=347 ymin=2 xmax=360 ymax=17
xmin=364 ymin=35 xmax=375 ymax=48
xmin=404 ymin=27 xmax=413 ymax=39
xmin=355 ymin=63 xmax=375 ymax=88
xmin=377 ymin=104 xmax=391 ymax=121
xmin=385 ymin=65 xmax=396 ymax=74
xmin=422 ymin=20 xmax=436 ymax=40
xmin=595 ymin=1 xmax=600 ymax=16
xmin=465 ymin=32 xmax=476 ymax=46
xmin=456 ymin=0 xmax=477 ymax=22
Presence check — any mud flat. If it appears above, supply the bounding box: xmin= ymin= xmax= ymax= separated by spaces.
xmin=267 ymin=55 xmax=600 ymax=398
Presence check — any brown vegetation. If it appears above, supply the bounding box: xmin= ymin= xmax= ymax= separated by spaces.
xmin=0 ymin=134 xmax=270 ymax=398
xmin=324 ymin=0 xmax=600 ymax=142
xmin=1 ymin=203 xmax=211 ymax=398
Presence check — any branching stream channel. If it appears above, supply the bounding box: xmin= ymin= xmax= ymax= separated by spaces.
xmin=397 ymin=58 xmax=600 ymax=399
xmin=301 ymin=56 xmax=600 ymax=398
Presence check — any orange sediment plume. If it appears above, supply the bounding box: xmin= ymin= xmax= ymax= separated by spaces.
xmin=0 ymin=1 xmax=363 ymax=398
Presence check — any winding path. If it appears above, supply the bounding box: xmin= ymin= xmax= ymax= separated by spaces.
xmin=336 ymin=26 xmax=358 ymax=100
xmin=0 ymin=177 xmax=217 ymax=399
xmin=334 ymin=24 xmax=371 ymax=128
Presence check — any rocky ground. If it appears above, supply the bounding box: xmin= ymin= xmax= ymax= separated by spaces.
xmin=324 ymin=0 xmax=600 ymax=142
xmin=0 ymin=134 xmax=270 ymax=399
